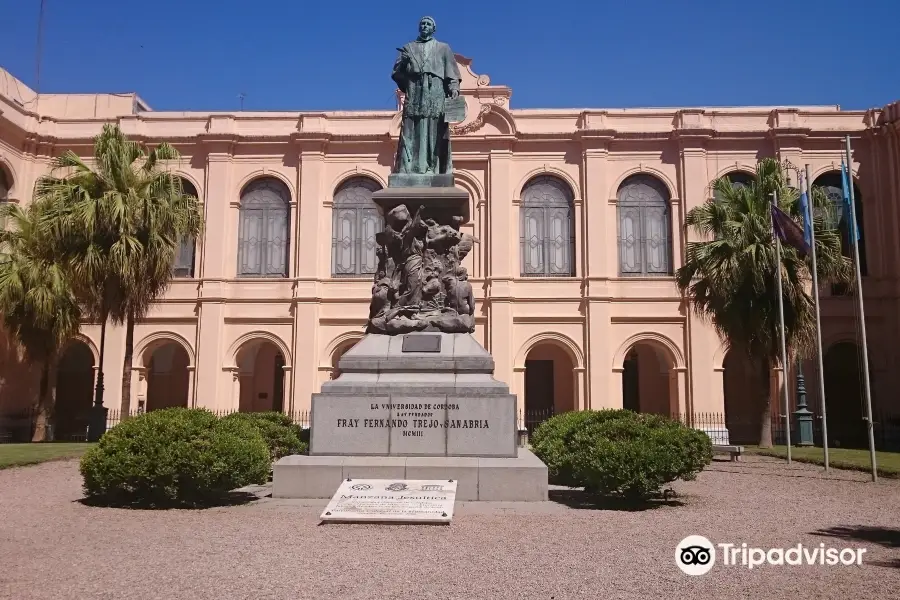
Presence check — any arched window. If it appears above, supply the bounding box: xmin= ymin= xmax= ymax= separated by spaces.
xmin=0 ymin=167 xmax=9 ymax=231
xmin=237 ymin=178 xmax=291 ymax=278
xmin=331 ymin=177 xmax=383 ymax=277
xmin=519 ymin=175 xmax=575 ymax=277
xmin=813 ymin=170 xmax=867 ymax=279
xmin=0 ymin=167 xmax=8 ymax=201
xmin=174 ymin=178 xmax=198 ymax=278
xmin=617 ymin=174 xmax=672 ymax=276
xmin=713 ymin=171 xmax=755 ymax=202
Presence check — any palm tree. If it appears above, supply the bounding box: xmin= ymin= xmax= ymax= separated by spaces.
xmin=675 ymin=158 xmax=851 ymax=447
xmin=35 ymin=123 xmax=203 ymax=418
xmin=0 ymin=202 xmax=81 ymax=441
xmin=115 ymin=167 xmax=203 ymax=416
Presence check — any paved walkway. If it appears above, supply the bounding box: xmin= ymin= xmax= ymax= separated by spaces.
xmin=1 ymin=455 xmax=898 ymax=599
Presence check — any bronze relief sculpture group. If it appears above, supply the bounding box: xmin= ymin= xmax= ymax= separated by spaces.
xmin=367 ymin=204 xmax=477 ymax=334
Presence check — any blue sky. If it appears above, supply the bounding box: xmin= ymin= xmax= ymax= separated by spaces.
xmin=1 ymin=0 xmax=896 ymax=112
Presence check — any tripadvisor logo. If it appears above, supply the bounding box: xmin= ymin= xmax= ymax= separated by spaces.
xmin=675 ymin=536 xmax=867 ymax=575
xmin=676 ymin=536 xmax=716 ymax=576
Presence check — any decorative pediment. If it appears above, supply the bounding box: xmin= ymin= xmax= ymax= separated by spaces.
xmin=454 ymin=55 xmax=500 ymax=93
xmin=451 ymin=55 xmax=513 ymax=136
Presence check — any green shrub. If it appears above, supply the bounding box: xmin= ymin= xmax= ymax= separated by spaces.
xmin=221 ymin=411 xmax=307 ymax=460
xmin=241 ymin=410 xmax=293 ymax=428
xmin=298 ymin=426 xmax=311 ymax=447
xmin=79 ymin=408 xmax=270 ymax=507
xmin=530 ymin=410 xmax=596 ymax=486
xmin=569 ymin=410 xmax=713 ymax=499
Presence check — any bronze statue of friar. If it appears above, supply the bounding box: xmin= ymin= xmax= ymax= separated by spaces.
xmin=389 ymin=16 xmax=464 ymax=188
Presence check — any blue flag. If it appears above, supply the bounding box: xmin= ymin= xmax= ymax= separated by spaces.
xmin=799 ymin=174 xmax=813 ymax=249
xmin=771 ymin=201 xmax=810 ymax=257
xmin=841 ymin=162 xmax=860 ymax=241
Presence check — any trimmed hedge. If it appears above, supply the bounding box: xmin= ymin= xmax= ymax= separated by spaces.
xmin=79 ymin=408 xmax=270 ymax=507
xmin=221 ymin=411 xmax=307 ymax=460
xmin=530 ymin=410 xmax=596 ymax=487
xmin=531 ymin=409 xmax=713 ymax=499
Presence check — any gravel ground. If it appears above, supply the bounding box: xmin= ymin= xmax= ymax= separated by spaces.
xmin=1 ymin=456 xmax=899 ymax=600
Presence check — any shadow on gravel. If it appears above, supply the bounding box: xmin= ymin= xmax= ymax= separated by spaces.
xmin=865 ymin=558 xmax=900 ymax=569
xmin=812 ymin=525 xmax=900 ymax=548
xmin=76 ymin=491 xmax=261 ymax=511
xmin=704 ymin=466 xmax=859 ymax=482
xmin=548 ymin=489 xmax=683 ymax=511
xmin=811 ymin=525 xmax=900 ymax=569
xmin=712 ymin=458 xmax=822 ymax=472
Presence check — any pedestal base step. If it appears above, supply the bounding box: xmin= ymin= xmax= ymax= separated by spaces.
xmin=273 ymin=448 xmax=548 ymax=502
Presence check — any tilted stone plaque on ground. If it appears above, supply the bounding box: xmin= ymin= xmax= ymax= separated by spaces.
xmin=320 ymin=479 xmax=458 ymax=524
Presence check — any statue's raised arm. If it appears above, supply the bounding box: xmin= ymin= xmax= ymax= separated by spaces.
xmin=391 ymin=48 xmax=413 ymax=88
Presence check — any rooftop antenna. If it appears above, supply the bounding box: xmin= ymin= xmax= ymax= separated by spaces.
xmin=35 ymin=0 xmax=47 ymax=104
xmin=238 ymin=92 xmax=246 ymax=111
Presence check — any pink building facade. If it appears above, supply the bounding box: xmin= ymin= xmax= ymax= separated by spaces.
xmin=1 ymin=58 xmax=899 ymax=446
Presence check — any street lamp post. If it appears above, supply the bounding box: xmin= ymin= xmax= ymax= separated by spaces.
xmin=87 ymin=321 xmax=108 ymax=442
xmin=793 ymin=357 xmax=815 ymax=446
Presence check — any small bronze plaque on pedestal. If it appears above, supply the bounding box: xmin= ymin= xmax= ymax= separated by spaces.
xmin=401 ymin=334 xmax=442 ymax=353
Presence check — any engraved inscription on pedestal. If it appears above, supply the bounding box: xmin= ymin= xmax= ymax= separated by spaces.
xmin=310 ymin=396 xmax=392 ymax=455
xmin=446 ymin=396 xmax=517 ymax=457
xmin=310 ymin=393 xmax=517 ymax=458
xmin=402 ymin=334 xmax=442 ymax=353
xmin=388 ymin=396 xmax=448 ymax=455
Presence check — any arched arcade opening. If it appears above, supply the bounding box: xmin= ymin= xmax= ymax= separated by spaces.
xmin=141 ymin=341 xmax=191 ymax=412
xmin=722 ymin=349 xmax=765 ymax=445
xmin=621 ymin=340 xmax=678 ymax=416
xmin=330 ymin=337 xmax=362 ymax=380
xmin=522 ymin=341 xmax=577 ymax=432
xmin=54 ymin=340 xmax=95 ymax=440
xmin=824 ymin=342 xmax=867 ymax=449
xmin=236 ymin=339 xmax=287 ymax=413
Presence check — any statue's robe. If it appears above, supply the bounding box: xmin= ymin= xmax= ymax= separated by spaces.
xmin=396 ymin=214 xmax=429 ymax=307
xmin=392 ymin=38 xmax=461 ymax=175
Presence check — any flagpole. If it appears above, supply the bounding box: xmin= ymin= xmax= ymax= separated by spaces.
xmin=844 ymin=135 xmax=877 ymax=482
xmin=805 ymin=164 xmax=830 ymax=471
xmin=773 ymin=190 xmax=792 ymax=462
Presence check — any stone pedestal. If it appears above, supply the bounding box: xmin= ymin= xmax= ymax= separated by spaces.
xmin=273 ymin=450 xmax=548 ymax=502
xmin=311 ymin=332 xmax=516 ymax=458
xmin=387 ymin=173 xmax=454 ymax=190
xmin=272 ymin=332 xmax=549 ymax=501
xmin=372 ymin=186 xmax=471 ymax=225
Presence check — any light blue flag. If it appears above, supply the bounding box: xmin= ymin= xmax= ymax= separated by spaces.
xmin=799 ymin=173 xmax=813 ymax=249
xmin=841 ymin=162 xmax=860 ymax=241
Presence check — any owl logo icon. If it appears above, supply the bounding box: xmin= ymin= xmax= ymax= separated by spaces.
xmin=675 ymin=536 xmax=716 ymax=575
